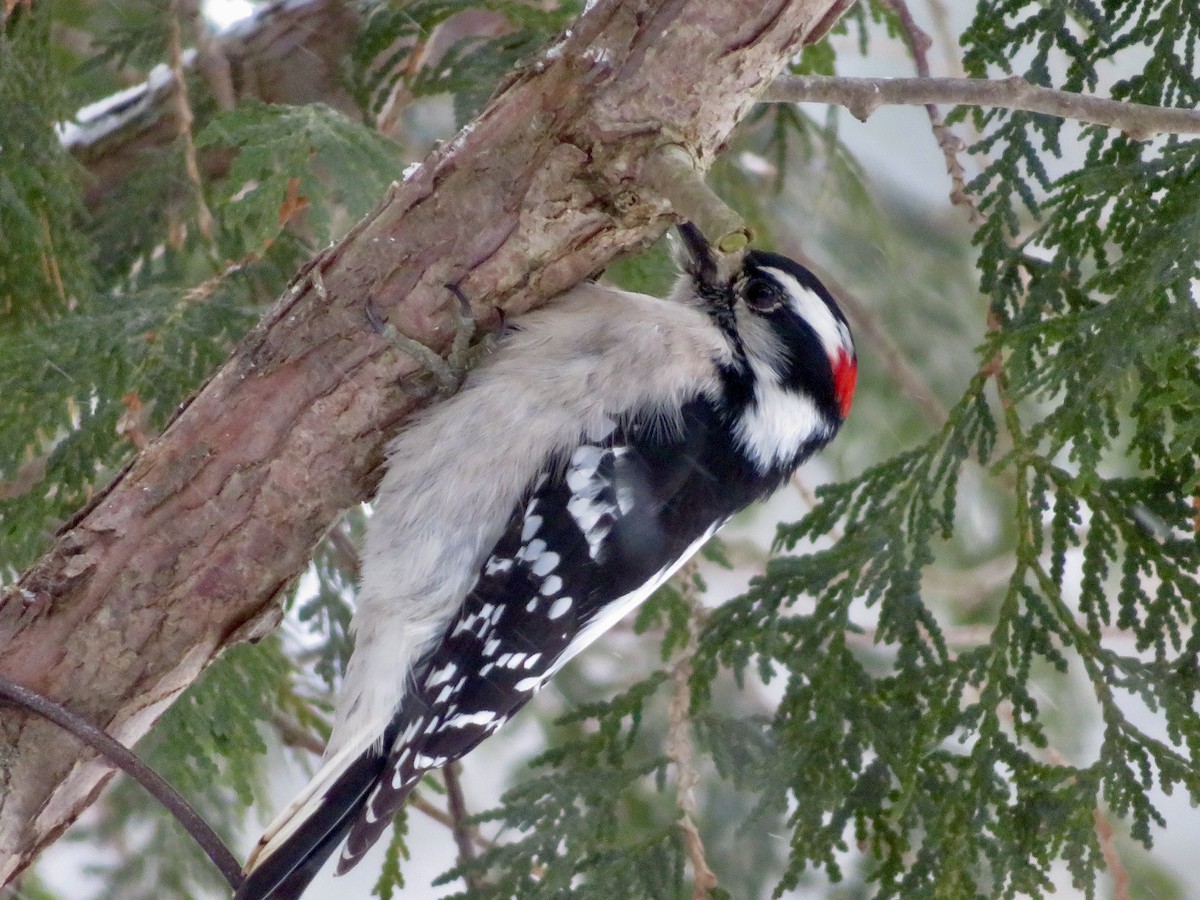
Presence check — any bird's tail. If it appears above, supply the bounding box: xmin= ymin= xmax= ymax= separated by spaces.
xmin=235 ymin=735 xmax=391 ymax=900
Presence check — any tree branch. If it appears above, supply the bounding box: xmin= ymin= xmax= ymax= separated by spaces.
xmin=765 ymin=74 xmax=1200 ymax=138
xmin=0 ymin=0 xmax=847 ymax=883
xmin=641 ymin=145 xmax=751 ymax=253
xmin=1093 ymin=807 xmax=1132 ymax=900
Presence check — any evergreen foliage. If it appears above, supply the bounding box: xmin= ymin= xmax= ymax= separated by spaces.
xmin=1 ymin=0 xmax=1198 ymax=898
xmin=0 ymin=6 xmax=93 ymax=328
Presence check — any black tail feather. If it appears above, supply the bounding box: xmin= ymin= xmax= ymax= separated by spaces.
xmin=235 ymin=746 xmax=390 ymax=900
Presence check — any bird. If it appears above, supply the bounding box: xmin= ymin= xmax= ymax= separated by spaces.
xmin=236 ymin=223 xmax=857 ymax=898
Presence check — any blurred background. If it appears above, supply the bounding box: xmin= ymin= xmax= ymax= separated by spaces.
xmin=4 ymin=1 xmax=1198 ymax=898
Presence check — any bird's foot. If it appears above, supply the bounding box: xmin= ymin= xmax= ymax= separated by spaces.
xmin=366 ymin=284 xmax=488 ymax=398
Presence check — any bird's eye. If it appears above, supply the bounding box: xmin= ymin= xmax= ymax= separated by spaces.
xmin=743 ymin=277 xmax=782 ymax=313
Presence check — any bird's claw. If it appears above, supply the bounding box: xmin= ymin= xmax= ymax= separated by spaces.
xmin=366 ymin=285 xmax=490 ymax=398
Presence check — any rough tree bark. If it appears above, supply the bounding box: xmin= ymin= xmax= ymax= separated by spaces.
xmin=0 ymin=0 xmax=847 ymax=882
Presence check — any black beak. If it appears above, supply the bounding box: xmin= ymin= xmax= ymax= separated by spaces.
xmin=676 ymin=222 xmax=719 ymax=290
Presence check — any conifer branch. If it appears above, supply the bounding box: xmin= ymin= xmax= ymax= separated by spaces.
xmin=1029 ymin=734 xmax=1132 ymax=900
xmin=409 ymin=795 xmax=491 ymax=850
xmin=0 ymin=674 xmax=244 ymax=891
xmin=665 ymin=562 xmax=719 ymax=899
xmin=59 ymin=0 xmax=358 ymax=208
xmin=271 ymin=713 xmax=327 ymax=756
xmin=370 ymin=9 xmax=511 ymax=137
xmin=983 ymin=326 xmax=1143 ymax=900
xmin=765 ymin=75 xmax=1200 ymax=139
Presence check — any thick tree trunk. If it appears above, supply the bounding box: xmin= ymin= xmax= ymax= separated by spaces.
xmin=0 ymin=0 xmax=845 ymax=882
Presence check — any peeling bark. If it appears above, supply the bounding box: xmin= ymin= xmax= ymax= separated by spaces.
xmin=0 ymin=0 xmax=844 ymax=882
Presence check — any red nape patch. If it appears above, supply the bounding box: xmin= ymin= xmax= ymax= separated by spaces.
xmin=833 ymin=351 xmax=857 ymax=419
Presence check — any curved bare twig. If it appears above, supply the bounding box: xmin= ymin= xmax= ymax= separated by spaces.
xmin=0 ymin=674 xmax=244 ymax=891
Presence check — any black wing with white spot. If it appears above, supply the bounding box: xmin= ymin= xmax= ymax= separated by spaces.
xmin=337 ymin=396 xmax=786 ymax=867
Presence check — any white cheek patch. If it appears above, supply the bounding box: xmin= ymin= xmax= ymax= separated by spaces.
xmin=735 ymin=356 xmax=833 ymax=471
xmin=760 ymin=267 xmax=852 ymax=361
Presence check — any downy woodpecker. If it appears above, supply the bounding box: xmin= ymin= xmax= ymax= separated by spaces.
xmin=237 ymin=224 xmax=857 ymax=898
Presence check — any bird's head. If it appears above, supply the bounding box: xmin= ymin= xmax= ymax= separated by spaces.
xmin=674 ymin=222 xmax=857 ymax=470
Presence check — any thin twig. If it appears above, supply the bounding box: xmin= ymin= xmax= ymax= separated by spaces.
xmin=1093 ymin=807 xmax=1132 ymax=900
xmin=981 ymin=307 xmax=1012 ymax=402
xmin=877 ymin=0 xmax=983 ymax=224
xmin=39 ymin=216 xmax=67 ymax=304
xmin=765 ymin=75 xmax=1200 ymax=139
xmin=168 ymin=0 xmax=216 ymax=243
xmin=411 ymin=792 xmax=491 ymax=851
xmin=0 ymin=674 xmax=244 ymax=891
xmin=443 ymin=761 xmax=485 ymax=889
xmin=665 ymin=561 xmax=719 ymax=899
xmin=271 ymin=713 xmax=327 ymax=756
xmin=182 ymin=251 xmax=261 ymax=302
xmin=922 ymin=0 xmax=963 ymax=77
